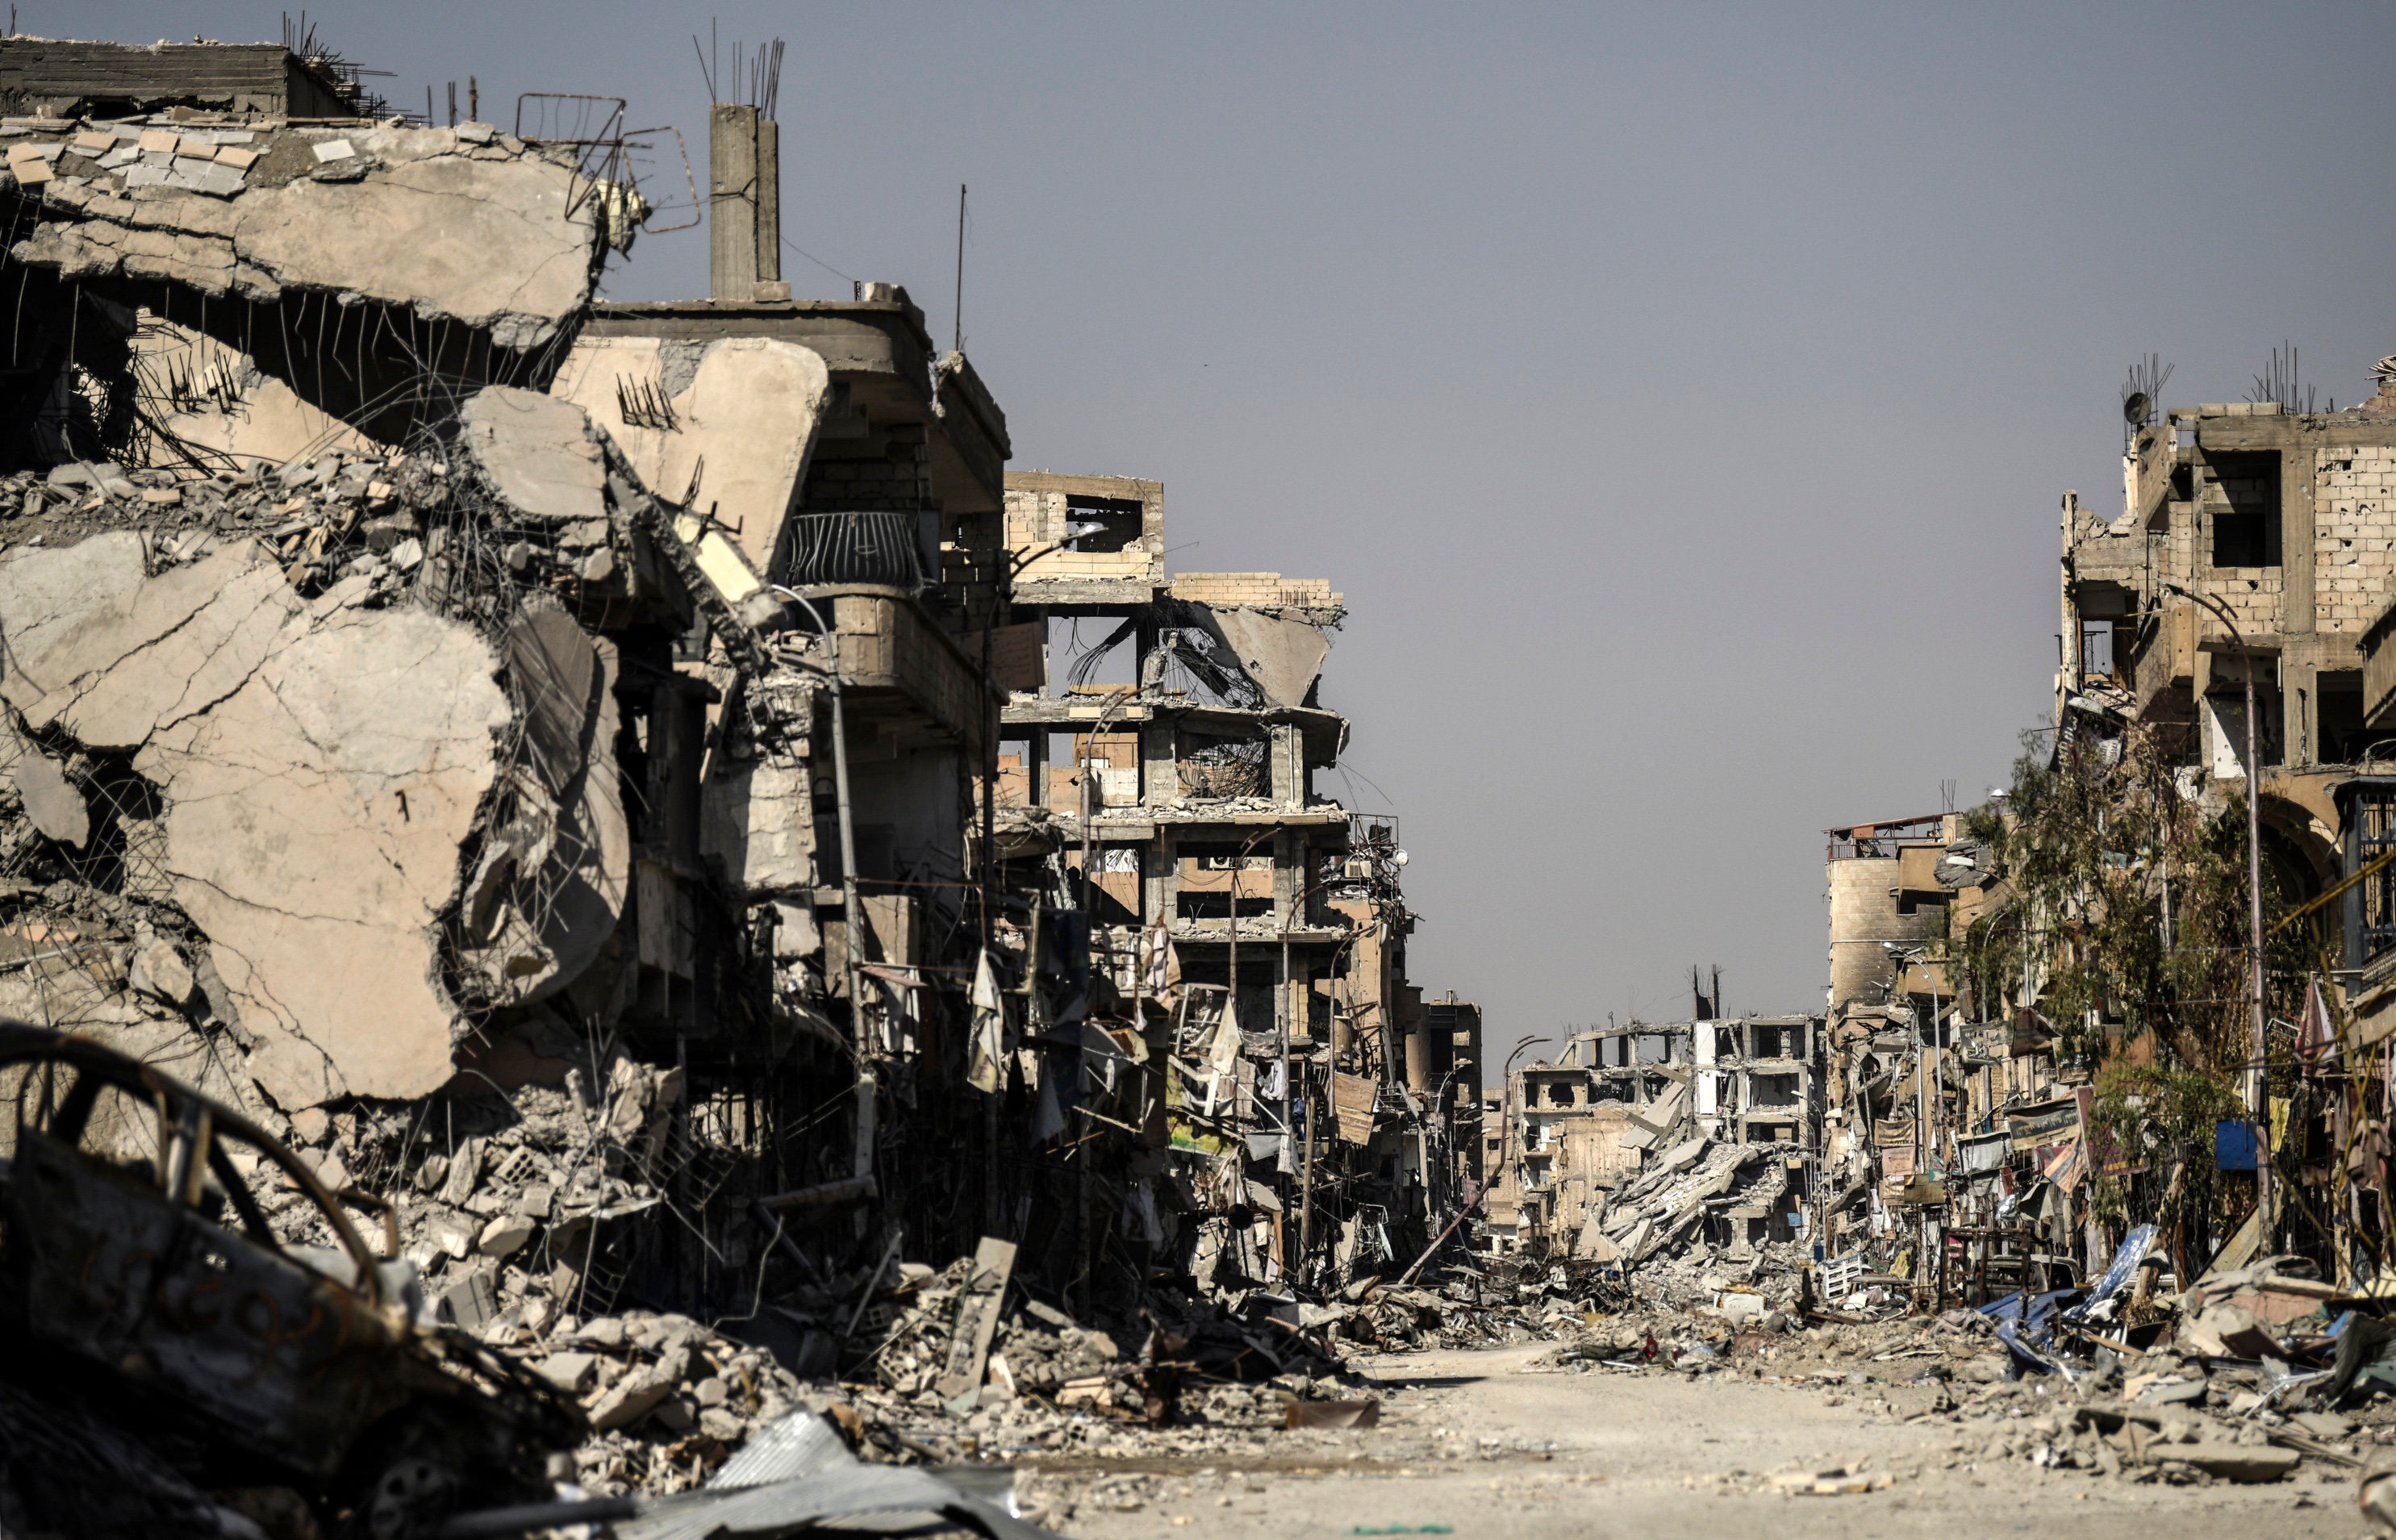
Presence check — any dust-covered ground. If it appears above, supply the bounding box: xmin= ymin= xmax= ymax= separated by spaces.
xmin=1037 ymin=1342 xmax=2359 ymax=1539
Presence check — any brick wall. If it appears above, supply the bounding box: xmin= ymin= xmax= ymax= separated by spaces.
xmin=1003 ymin=486 xmax=1163 ymax=585
xmin=2202 ymin=571 xmax=2282 ymax=635
xmin=1167 ymin=572 xmax=1344 ymax=611
xmin=804 ymin=413 xmax=930 ymax=512
xmin=2316 ymin=445 xmax=2396 ymax=637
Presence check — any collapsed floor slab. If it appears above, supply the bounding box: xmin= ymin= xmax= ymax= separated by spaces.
xmin=1 ymin=536 xmax=509 ymax=1106
xmin=12 ymin=123 xmax=606 ymax=349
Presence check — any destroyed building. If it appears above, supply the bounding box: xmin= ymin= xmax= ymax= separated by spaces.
xmin=1785 ymin=355 xmax=2396 ymax=1306
xmin=2068 ymin=365 xmax=2396 ymax=958
xmin=0 ymin=29 xmax=1493 ymax=1525
xmin=1482 ymin=1010 xmax=1819 ymax=1264
xmin=985 ymin=470 xmax=1471 ymax=1288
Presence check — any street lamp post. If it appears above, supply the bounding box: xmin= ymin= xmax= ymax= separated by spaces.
xmin=2162 ymin=582 xmax=2271 ymax=1231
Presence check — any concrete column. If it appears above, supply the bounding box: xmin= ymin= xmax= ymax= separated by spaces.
xmin=754 ymin=118 xmax=781 ymax=284
xmin=1403 ymin=1019 xmax=1430 ymax=1094
xmin=1269 ymin=723 xmax=1300 ymax=807
xmin=2284 ymin=446 xmax=2315 ymax=636
xmin=709 ymin=103 xmax=760 ymax=299
xmin=1150 ymin=837 xmax=1176 ymax=929
xmin=2288 ymin=658 xmax=2318 ymax=767
xmin=1141 ymin=722 xmax=1175 ymax=805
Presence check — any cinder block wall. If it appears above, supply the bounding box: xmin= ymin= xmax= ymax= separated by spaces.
xmin=1167 ymin=573 xmax=1343 ymax=611
xmin=2317 ymin=446 xmax=2396 ymax=637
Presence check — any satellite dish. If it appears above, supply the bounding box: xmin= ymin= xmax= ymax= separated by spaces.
xmin=2123 ymin=391 xmax=2151 ymax=426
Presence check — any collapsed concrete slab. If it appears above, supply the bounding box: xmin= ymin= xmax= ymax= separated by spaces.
xmin=1202 ymin=606 xmax=1331 ymax=709
xmin=11 ymin=123 xmax=606 ymax=349
xmin=1 ymin=538 xmax=511 ymax=1107
xmin=127 ymin=315 xmax=381 ymax=472
xmin=0 ymin=529 xmax=148 ymax=666
xmin=549 ymin=336 xmax=831 ymax=576
xmin=451 ymin=602 xmax=628 ymax=1009
xmin=456 ymin=386 xmax=610 ymax=526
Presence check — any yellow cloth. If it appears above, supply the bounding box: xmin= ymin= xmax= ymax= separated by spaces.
xmin=2270 ymin=1095 xmax=2294 ymax=1153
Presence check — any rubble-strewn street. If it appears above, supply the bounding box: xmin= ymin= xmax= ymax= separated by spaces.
xmin=1 ymin=15 xmax=2395 ymax=1540
xmin=1061 ymin=1339 xmax=2362 ymax=1540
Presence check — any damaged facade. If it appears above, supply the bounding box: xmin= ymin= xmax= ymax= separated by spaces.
xmin=1778 ymin=357 xmax=2396 ymax=1336
xmin=0 ymin=31 xmax=1491 ymax=1538
xmin=1462 ymin=357 xmax=2396 ymax=1475
xmin=1484 ymin=1011 xmax=1820 ymax=1269
xmin=983 ymin=470 xmax=1476 ymax=1292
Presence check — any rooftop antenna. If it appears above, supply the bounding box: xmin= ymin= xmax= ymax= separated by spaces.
xmin=2120 ymin=353 xmax=2171 ymax=450
xmin=953 ymin=183 xmax=967 ymax=354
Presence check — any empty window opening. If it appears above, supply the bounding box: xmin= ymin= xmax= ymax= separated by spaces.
xmin=2081 ymin=619 xmax=2115 ymax=678
xmin=2207 ymin=452 xmax=2280 ymax=568
xmin=1751 ymin=1073 xmax=1801 ymax=1108
xmin=1178 ymin=732 xmax=1267 ymax=799
xmin=1062 ymin=495 xmax=1143 ymax=553
xmin=2319 ymin=670 xmax=2369 ymax=764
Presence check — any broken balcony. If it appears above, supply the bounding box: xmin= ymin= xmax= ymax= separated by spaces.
xmin=779 ymin=591 xmax=985 ymax=753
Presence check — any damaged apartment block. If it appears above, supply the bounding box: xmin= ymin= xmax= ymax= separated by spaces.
xmin=1483 ymin=1004 xmax=1819 ymax=1269
xmin=0 ymin=29 xmax=1493 ymax=1533
xmin=985 ymin=470 xmax=1481 ymax=1293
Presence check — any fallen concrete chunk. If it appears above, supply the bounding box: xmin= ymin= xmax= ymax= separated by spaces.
xmin=536 ymin=1351 xmax=597 ymax=1392
xmin=10 ymin=544 xmax=301 ymax=749
xmin=549 ymin=336 xmax=829 ymax=574
xmin=127 ymin=938 xmax=194 ymax=1008
xmin=478 ymin=1213 xmax=535 ymax=1258
xmin=449 ymin=602 xmax=627 ymax=1008
xmin=0 ymin=532 xmax=148 ymax=683
xmin=2163 ymin=1442 xmax=2300 ymax=1482
xmin=143 ymin=596 xmax=507 ymax=1108
xmin=2181 ymin=1300 xmax=2281 ymax=1360
xmin=457 ymin=387 xmax=609 ymax=524
xmin=588 ymin=1370 xmax=674 ymax=1431
xmin=10 ymin=747 xmax=86 ymax=847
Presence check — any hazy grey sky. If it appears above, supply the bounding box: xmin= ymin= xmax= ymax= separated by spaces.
xmin=65 ymin=2 xmax=2396 ymax=1044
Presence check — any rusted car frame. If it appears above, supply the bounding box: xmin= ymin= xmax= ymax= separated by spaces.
xmin=0 ymin=1023 xmax=579 ymax=1526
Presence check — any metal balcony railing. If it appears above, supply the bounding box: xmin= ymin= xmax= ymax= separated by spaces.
xmin=782 ymin=511 xmax=931 ymax=591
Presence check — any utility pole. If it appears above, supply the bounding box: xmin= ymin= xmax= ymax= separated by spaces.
xmin=2165 ymin=582 xmax=2272 ymax=1233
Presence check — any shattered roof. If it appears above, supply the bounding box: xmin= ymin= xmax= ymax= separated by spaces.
xmin=9 ymin=119 xmax=607 ymax=349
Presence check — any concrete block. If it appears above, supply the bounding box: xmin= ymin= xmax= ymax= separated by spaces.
xmin=587 ymin=1368 xmax=674 ymax=1430
xmin=536 ymin=1350 xmax=597 ymax=1392
xmin=478 ymin=1212 xmax=536 ymax=1258
xmin=436 ymin=1271 xmax=498 ymax=1333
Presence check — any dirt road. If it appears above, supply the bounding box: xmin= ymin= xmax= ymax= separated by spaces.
xmin=1046 ymin=1343 xmax=2356 ymax=1539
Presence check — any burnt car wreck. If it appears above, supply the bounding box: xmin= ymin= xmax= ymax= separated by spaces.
xmin=0 ymin=1026 xmax=580 ymax=1538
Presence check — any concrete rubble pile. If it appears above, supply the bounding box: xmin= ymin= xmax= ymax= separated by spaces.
xmin=0 ymin=30 xmax=1509 ymax=1539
